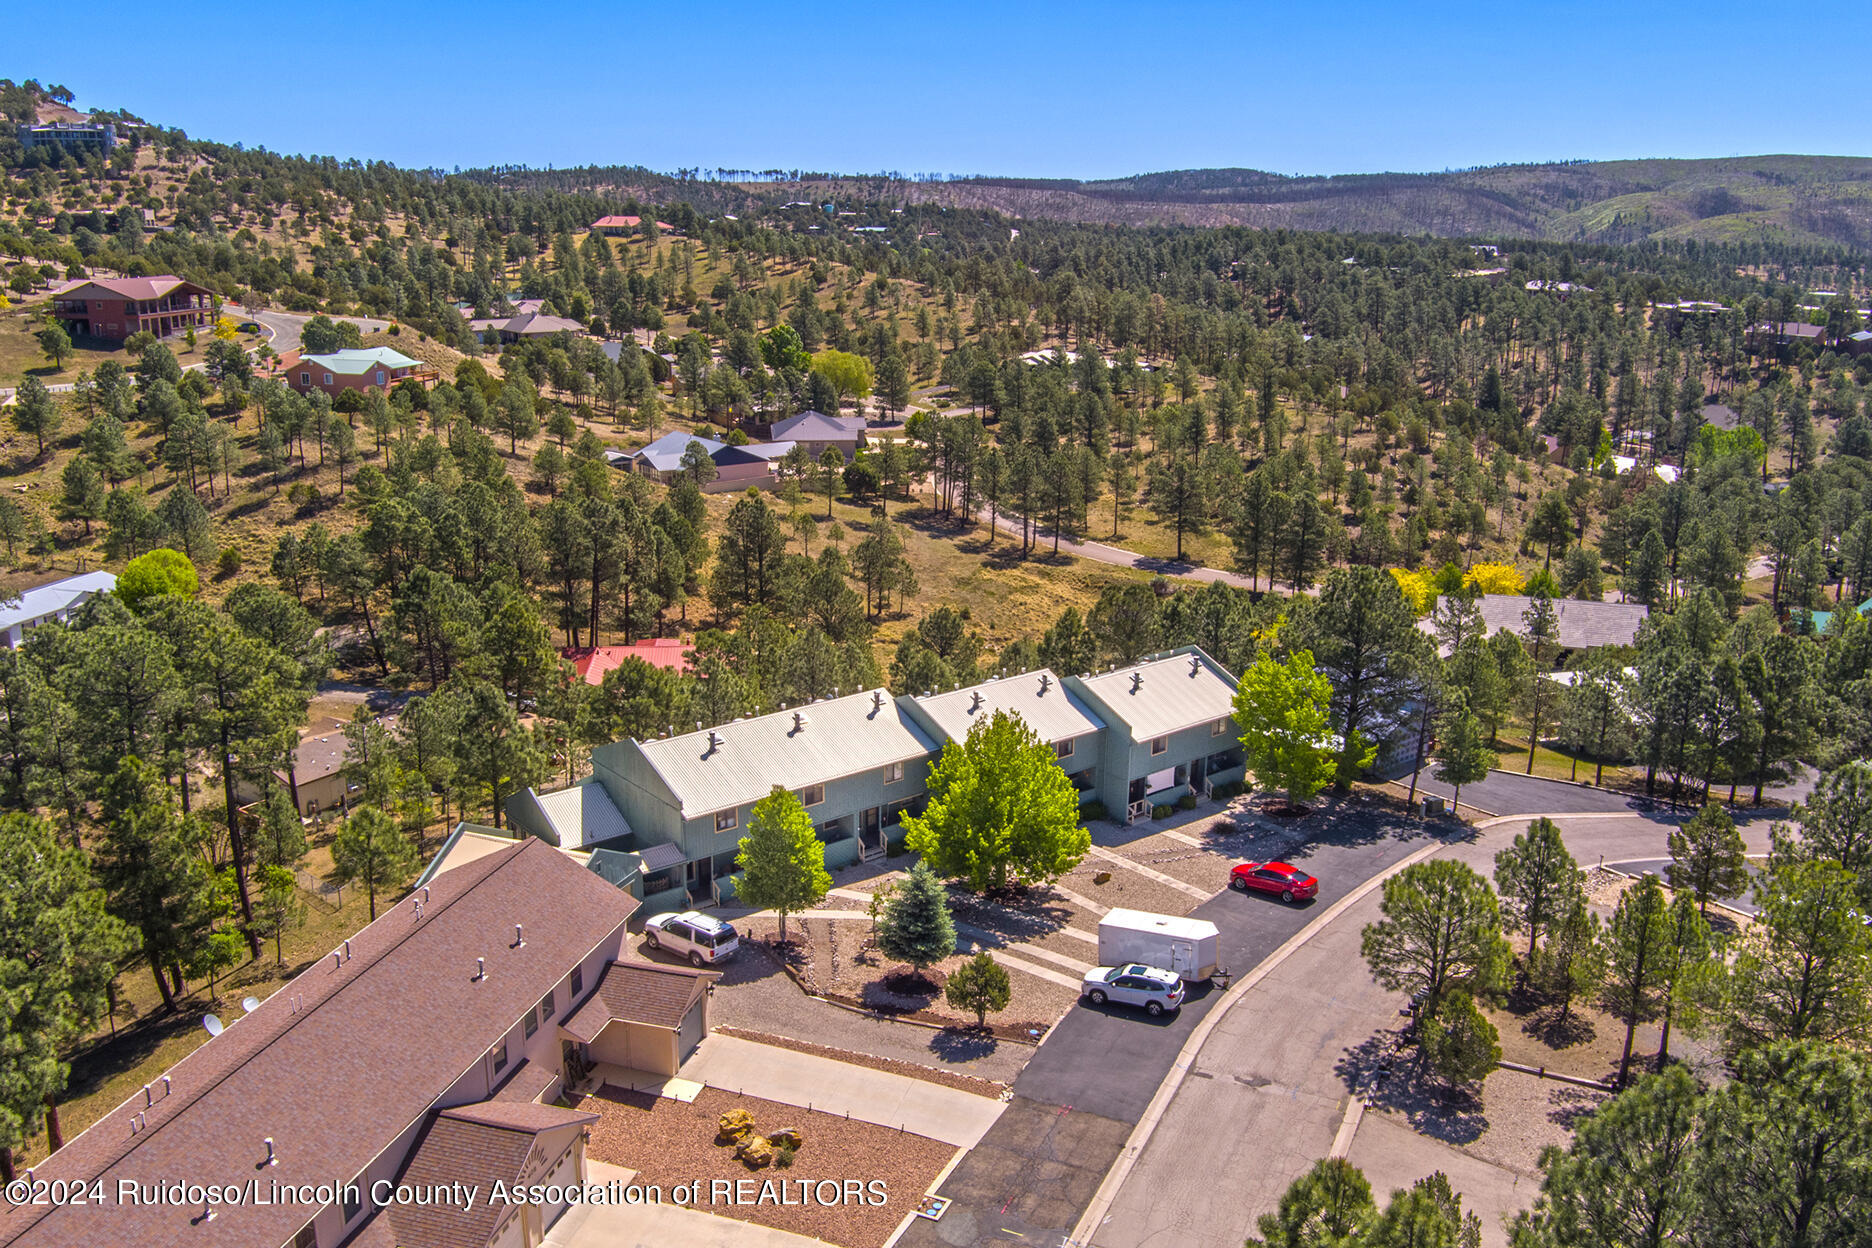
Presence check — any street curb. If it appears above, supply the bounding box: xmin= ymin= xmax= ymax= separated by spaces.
xmin=1068 ymin=837 xmax=1447 ymax=1247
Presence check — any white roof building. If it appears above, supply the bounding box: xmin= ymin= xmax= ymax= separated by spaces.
xmin=0 ymin=570 xmax=116 ymax=647
xmin=906 ymin=669 xmax=1105 ymax=748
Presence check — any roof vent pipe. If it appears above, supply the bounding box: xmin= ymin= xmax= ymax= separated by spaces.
xmin=264 ymin=1138 xmax=277 ymax=1167
xmin=474 ymin=957 xmax=486 ymax=981
xmin=794 ymin=711 xmax=808 ymax=731
xmin=1038 ymin=673 xmax=1051 ymax=693
xmin=873 ymin=691 xmax=884 ymax=710
xmin=332 ymin=952 xmax=341 ymax=971
xmin=970 ymin=691 xmax=983 ymax=711
xmin=342 ymin=939 xmax=352 ymax=961
xmin=514 ymin=924 xmax=525 ymax=948
xmin=161 ymin=1075 xmax=171 ymax=1097
xmin=1190 ymin=654 xmax=1201 ymax=676
xmin=1131 ymin=672 xmax=1144 ymax=692
xmin=422 ymin=886 xmax=430 ymax=905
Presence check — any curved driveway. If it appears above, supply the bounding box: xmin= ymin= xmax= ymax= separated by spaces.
xmin=225 ymin=304 xmax=389 ymax=354
xmin=1076 ymin=777 xmax=1781 ymax=1248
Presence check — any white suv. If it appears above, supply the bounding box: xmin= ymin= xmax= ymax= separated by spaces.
xmin=1082 ymin=963 xmax=1185 ymax=1016
xmin=643 ymin=911 xmax=740 ymax=966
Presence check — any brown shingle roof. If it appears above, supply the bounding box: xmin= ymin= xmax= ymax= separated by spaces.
xmin=561 ymin=961 xmax=715 ymax=1040
xmin=64 ymin=275 xmax=210 ymax=301
xmin=384 ymin=1102 xmax=597 ymax=1248
xmin=1 ymin=836 xmax=636 ymax=1248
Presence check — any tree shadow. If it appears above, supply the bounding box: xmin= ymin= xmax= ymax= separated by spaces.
xmin=1523 ymin=1008 xmax=1596 ymax=1050
xmin=927 ymin=1027 xmax=1001 ymax=1064
xmin=1335 ymin=1028 xmax=1489 ymax=1146
xmin=1547 ymin=1084 xmax=1605 ymax=1131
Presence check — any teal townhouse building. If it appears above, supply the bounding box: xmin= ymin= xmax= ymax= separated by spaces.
xmin=505 ymin=645 xmax=1247 ymax=912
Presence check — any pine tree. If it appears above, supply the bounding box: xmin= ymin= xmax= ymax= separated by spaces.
xmin=734 ymin=786 xmax=831 ymax=943
xmin=1494 ymin=817 xmax=1582 ymax=958
xmin=331 ymin=806 xmax=419 ymax=921
xmin=1665 ymin=802 xmax=1748 ymax=914
xmin=1602 ymin=874 xmax=1674 ymax=1085
xmin=944 ymin=951 xmax=1012 ymax=1028
xmin=875 ymin=861 xmax=957 ymax=983
xmin=1434 ymin=693 xmax=1496 ymax=815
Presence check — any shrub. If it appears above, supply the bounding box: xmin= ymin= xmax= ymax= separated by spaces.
xmin=774 ymin=1141 xmax=797 ymax=1168
xmin=1177 ymin=793 xmax=1199 ymax=811
xmin=1210 ymin=781 xmax=1246 ymax=802
xmin=1079 ymin=800 xmax=1109 ymax=821
xmin=1152 ymin=804 xmax=1174 ymax=820
xmin=119 ymin=548 xmax=198 ymax=608
xmin=216 ymin=547 xmax=243 ymax=578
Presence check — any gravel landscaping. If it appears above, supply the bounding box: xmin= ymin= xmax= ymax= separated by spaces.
xmin=1056 ymin=857 xmax=1203 ymax=916
xmin=713 ymin=1026 xmax=1010 ymax=1097
xmin=781 ymin=915 xmax=1076 ymax=1035
xmin=577 ymin=1084 xmax=955 ymax=1248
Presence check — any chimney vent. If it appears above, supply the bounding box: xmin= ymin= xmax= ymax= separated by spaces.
xmin=794 ymin=711 xmax=809 ymax=731
xmin=1189 ymin=654 xmax=1201 ymax=676
xmin=969 ymin=691 xmax=983 ymax=711
xmin=1038 ymin=673 xmax=1051 ymax=693
xmin=474 ymin=957 xmax=487 ymax=981
xmin=1131 ymin=672 xmax=1144 ymax=692
xmin=872 ymin=691 xmax=884 ymax=710
xmin=707 ymin=730 xmax=724 ymax=751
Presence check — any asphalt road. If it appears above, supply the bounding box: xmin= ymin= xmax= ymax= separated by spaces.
xmin=227 ymin=304 xmax=389 ymax=354
xmin=898 ymin=802 xmax=1449 ymax=1248
xmin=1609 ymin=856 xmax=1765 ymax=915
xmin=1407 ymin=769 xmax=1646 ymax=817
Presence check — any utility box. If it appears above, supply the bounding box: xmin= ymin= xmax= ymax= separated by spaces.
xmin=1097 ymin=908 xmax=1221 ymax=981
xmin=1421 ymin=795 xmax=1447 ymax=816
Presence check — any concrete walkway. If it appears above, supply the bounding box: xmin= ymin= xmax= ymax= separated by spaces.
xmin=545 ymin=1193 xmax=832 ymax=1248
xmin=678 ymin=1034 xmax=1007 ymax=1148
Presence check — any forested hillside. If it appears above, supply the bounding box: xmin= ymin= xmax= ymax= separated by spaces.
xmin=780 ymin=156 xmax=1872 ymax=251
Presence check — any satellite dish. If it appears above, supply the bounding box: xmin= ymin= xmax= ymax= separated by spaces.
xmin=202 ymin=1014 xmax=224 ymax=1037
xmin=241 ymin=997 xmax=261 ymax=1015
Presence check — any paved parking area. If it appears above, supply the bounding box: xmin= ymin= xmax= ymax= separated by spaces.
xmin=1405 ymin=769 xmax=1645 ymax=817
xmin=898 ymin=801 xmax=1449 ymax=1248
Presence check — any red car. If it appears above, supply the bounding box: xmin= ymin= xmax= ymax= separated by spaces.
xmin=1230 ymin=861 xmax=1318 ymax=902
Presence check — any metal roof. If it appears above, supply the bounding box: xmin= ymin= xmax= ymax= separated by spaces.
xmin=535 ymin=780 xmax=634 ymax=849
xmin=636 ymin=689 xmax=939 ymax=816
xmin=300 ymin=346 xmax=425 ymax=376
xmin=629 ymin=430 xmax=724 ymax=473
xmin=913 ymin=669 xmax=1104 ymax=746
xmin=0 ymin=570 xmax=115 ymax=631
xmin=1422 ymin=594 xmax=1649 ymax=652
xmin=1072 ymin=649 xmax=1238 ymax=743
xmin=772 ymin=410 xmax=866 ymax=441
xmin=635 ymin=841 xmax=688 ymax=871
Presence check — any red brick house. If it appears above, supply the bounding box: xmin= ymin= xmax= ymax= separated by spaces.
xmin=50 ymin=275 xmax=214 ymax=341
xmin=285 ymin=346 xmax=438 ymax=398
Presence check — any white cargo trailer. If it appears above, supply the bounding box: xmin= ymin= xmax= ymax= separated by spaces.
xmin=1097 ymin=908 xmax=1221 ymax=981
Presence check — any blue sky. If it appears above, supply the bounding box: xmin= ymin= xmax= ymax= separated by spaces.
xmin=12 ymin=1 xmax=1858 ymax=179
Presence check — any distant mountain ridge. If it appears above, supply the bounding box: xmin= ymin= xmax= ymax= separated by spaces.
xmin=787 ymin=156 xmax=1872 ymax=250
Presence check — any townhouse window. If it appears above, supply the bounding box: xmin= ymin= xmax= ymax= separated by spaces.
xmin=570 ymin=965 xmax=584 ymax=996
xmin=883 ymin=761 xmax=904 ymax=784
xmin=343 ymin=1178 xmax=363 ymax=1222
xmin=1150 ymin=736 xmax=1168 ymax=756
xmin=524 ymin=1005 xmax=538 ymax=1038
xmin=800 ymin=783 xmax=825 ymax=807
xmin=491 ymin=1038 xmax=509 ymax=1074
xmin=1055 ymin=739 xmax=1075 ymax=759
xmin=539 ymin=988 xmax=554 ymax=1019
xmin=293 ymin=1223 xmax=318 ymax=1248
xmin=1211 ymin=718 xmax=1228 ymax=736
xmin=715 ymin=809 xmax=738 ymax=831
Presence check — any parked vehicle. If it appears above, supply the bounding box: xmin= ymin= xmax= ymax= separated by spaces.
xmin=1230 ymin=860 xmax=1318 ymax=903
xmin=1082 ymin=963 xmax=1185 ymax=1016
xmin=1097 ymin=908 xmax=1220 ymax=981
xmin=643 ymin=911 xmax=739 ymax=966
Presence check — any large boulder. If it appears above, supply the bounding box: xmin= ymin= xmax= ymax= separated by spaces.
xmin=736 ymin=1136 xmax=776 ymax=1168
xmin=717 ymin=1107 xmax=756 ymax=1142
xmin=767 ymin=1127 xmax=804 ymax=1150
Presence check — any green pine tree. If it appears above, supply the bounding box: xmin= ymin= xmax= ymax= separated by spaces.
xmin=875 ymin=861 xmax=957 ymax=983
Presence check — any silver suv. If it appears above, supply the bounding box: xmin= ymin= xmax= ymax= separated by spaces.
xmin=644 ymin=911 xmax=740 ymax=966
xmin=1082 ymin=963 xmax=1185 ymax=1016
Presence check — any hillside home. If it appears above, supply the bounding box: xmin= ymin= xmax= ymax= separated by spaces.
xmin=0 ymin=836 xmax=718 ymax=1248
xmin=51 ymin=275 xmax=213 ymax=341
xmin=288 ymin=346 xmax=437 ymax=398
xmin=0 ymin=570 xmax=115 ymax=647
xmin=769 ymin=410 xmax=866 ymax=461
